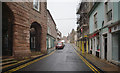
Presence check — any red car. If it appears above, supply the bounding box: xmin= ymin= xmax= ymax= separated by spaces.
xmin=56 ymin=42 xmax=64 ymax=49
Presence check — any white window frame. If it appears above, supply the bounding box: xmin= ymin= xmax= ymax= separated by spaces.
xmin=33 ymin=0 xmax=40 ymax=11
xmin=105 ymin=2 xmax=113 ymax=22
xmin=49 ymin=38 xmax=51 ymax=48
xmin=47 ymin=27 xmax=51 ymax=35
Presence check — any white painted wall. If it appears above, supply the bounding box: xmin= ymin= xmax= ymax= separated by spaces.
xmin=92 ymin=38 xmax=96 ymax=56
xmin=112 ymin=33 xmax=119 ymax=61
xmin=101 ymin=35 xmax=105 ymax=59
xmin=89 ymin=39 xmax=91 ymax=52
xmin=107 ymin=32 xmax=112 ymax=61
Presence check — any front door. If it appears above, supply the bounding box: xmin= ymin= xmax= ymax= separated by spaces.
xmin=2 ymin=3 xmax=13 ymax=56
xmin=104 ymin=35 xmax=107 ymax=60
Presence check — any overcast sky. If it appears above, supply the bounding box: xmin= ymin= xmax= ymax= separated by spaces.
xmin=47 ymin=0 xmax=80 ymax=37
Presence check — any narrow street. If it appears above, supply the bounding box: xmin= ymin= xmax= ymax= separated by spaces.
xmin=1 ymin=1 xmax=120 ymax=73
xmin=11 ymin=44 xmax=100 ymax=72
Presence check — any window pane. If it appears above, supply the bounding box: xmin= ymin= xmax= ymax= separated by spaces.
xmin=108 ymin=2 xmax=113 ymax=11
xmin=94 ymin=13 xmax=97 ymax=29
xmin=33 ymin=0 xmax=39 ymax=11
xmin=107 ymin=10 xmax=112 ymax=21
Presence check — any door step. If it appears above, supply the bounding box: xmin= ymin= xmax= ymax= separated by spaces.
xmin=0 ymin=57 xmax=18 ymax=68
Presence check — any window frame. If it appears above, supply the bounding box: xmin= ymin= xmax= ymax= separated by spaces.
xmin=105 ymin=2 xmax=113 ymax=22
xmin=106 ymin=9 xmax=112 ymax=22
xmin=33 ymin=0 xmax=40 ymax=11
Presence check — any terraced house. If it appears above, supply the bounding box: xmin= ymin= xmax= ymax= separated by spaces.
xmin=47 ymin=10 xmax=57 ymax=53
xmin=76 ymin=2 xmax=93 ymax=54
xmin=2 ymin=1 xmax=47 ymax=59
xmin=89 ymin=1 xmax=120 ymax=65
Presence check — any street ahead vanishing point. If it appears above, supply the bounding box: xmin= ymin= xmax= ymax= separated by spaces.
xmin=4 ymin=44 xmax=101 ymax=73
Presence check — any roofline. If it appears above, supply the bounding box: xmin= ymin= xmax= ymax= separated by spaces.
xmin=47 ymin=9 xmax=56 ymax=26
xmin=88 ymin=2 xmax=100 ymax=16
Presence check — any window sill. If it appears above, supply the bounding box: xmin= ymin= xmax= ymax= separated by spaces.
xmin=104 ymin=20 xmax=113 ymax=27
xmin=33 ymin=8 xmax=41 ymax=14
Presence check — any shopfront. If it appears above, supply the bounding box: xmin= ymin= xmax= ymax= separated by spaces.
xmin=110 ymin=24 xmax=120 ymax=62
xmin=89 ymin=32 xmax=100 ymax=57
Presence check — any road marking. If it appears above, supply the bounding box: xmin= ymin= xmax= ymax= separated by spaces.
xmin=4 ymin=50 xmax=56 ymax=73
xmin=74 ymin=49 xmax=100 ymax=73
xmin=74 ymin=50 xmax=96 ymax=73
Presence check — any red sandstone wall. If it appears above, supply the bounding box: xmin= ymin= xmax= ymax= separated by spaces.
xmin=5 ymin=2 xmax=47 ymax=58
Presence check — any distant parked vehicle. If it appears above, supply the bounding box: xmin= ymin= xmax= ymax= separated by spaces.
xmin=56 ymin=42 xmax=65 ymax=49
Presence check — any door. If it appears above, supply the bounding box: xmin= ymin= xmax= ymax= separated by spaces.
xmin=104 ymin=35 xmax=107 ymax=60
xmin=2 ymin=3 xmax=14 ymax=56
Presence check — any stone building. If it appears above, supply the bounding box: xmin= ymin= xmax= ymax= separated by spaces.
xmin=67 ymin=29 xmax=76 ymax=44
xmin=2 ymin=1 xmax=47 ymax=59
xmin=76 ymin=1 xmax=92 ymax=53
xmin=74 ymin=31 xmax=77 ymax=45
xmin=61 ymin=36 xmax=67 ymax=43
xmin=47 ymin=9 xmax=57 ymax=51
xmin=70 ymin=29 xmax=76 ymax=43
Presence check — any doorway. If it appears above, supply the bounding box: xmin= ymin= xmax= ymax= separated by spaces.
xmin=30 ymin=22 xmax=42 ymax=52
xmin=112 ymin=31 xmax=120 ymax=61
xmin=2 ymin=3 xmax=14 ymax=56
xmin=104 ymin=34 xmax=107 ymax=60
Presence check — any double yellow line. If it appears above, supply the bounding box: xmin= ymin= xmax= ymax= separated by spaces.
xmin=74 ymin=49 xmax=100 ymax=73
xmin=4 ymin=50 xmax=56 ymax=73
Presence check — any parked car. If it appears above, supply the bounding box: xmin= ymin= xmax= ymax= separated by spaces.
xmin=56 ymin=42 xmax=65 ymax=49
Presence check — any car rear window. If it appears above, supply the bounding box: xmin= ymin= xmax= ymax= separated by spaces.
xmin=57 ymin=43 xmax=62 ymax=45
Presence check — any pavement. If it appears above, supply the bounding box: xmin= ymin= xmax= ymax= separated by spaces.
xmin=72 ymin=44 xmax=120 ymax=73
xmin=1 ymin=48 xmax=54 ymax=72
xmin=3 ymin=43 xmax=102 ymax=73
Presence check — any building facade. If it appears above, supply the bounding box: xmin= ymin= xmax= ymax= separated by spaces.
xmin=89 ymin=1 xmax=120 ymax=65
xmin=47 ymin=10 xmax=57 ymax=51
xmin=67 ymin=33 xmax=70 ymax=43
xmin=62 ymin=36 xmax=68 ymax=43
xmin=67 ymin=29 xmax=76 ymax=44
xmin=2 ymin=2 xmax=47 ymax=59
xmin=76 ymin=1 xmax=92 ymax=53
xmin=74 ymin=31 xmax=77 ymax=45
xmin=56 ymin=29 xmax=62 ymax=42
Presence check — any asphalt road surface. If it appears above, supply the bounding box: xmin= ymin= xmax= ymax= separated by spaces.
xmin=13 ymin=43 xmax=99 ymax=73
